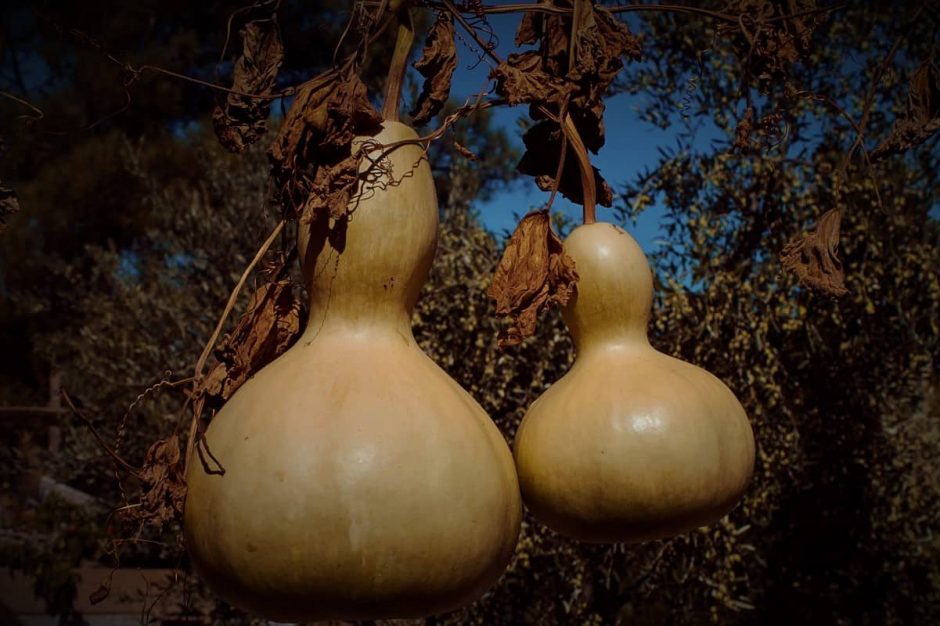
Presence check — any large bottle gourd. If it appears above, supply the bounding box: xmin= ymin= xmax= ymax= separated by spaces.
xmin=514 ymin=222 xmax=754 ymax=543
xmin=184 ymin=122 xmax=522 ymax=621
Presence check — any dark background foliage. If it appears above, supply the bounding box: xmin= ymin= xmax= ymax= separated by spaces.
xmin=1 ymin=1 xmax=938 ymax=625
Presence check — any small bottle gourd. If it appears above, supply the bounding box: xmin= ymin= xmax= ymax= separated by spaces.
xmin=184 ymin=122 xmax=522 ymax=621
xmin=513 ymin=222 xmax=755 ymax=543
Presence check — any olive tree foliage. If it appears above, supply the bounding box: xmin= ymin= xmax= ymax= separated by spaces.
xmin=610 ymin=3 xmax=938 ymax=625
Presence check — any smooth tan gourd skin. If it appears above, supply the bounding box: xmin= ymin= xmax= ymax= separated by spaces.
xmin=184 ymin=122 xmax=522 ymax=622
xmin=513 ymin=222 xmax=755 ymax=543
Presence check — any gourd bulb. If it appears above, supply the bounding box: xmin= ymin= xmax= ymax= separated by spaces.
xmin=513 ymin=222 xmax=755 ymax=543
xmin=184 ymin=122 xmax=521 ymax=621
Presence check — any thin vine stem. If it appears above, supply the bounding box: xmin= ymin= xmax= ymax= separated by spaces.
xmin=545 ymin=95 xmax=572 ymax=213
xmin=192 ymin=220 xmax=286 ymax=379
xmin=0 ymin=90 xmax=45 ymax=120
xmin=185 ymin=219 xmax=285 ymax=475
xmin=61 ymin=390 xmax=141 ymax=476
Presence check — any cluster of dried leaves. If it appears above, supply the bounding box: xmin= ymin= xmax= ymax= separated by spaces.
xmin=121 ymin=435 xmax=187 ymax=533
xmin=212 ymin=5 xmax=385 ymax=227
xmin=719 ymin=0 xmax=827 ymax=81
xmin=494 ymin=0 xmax=641 ymax=207
xmin=268 ymin=70 xmax=383 ymax=224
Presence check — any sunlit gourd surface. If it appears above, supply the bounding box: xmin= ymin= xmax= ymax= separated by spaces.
xmin=184 ymin=122 xmax=522 ymax=622
xmin=514 ymin=222 xmax=755 ymax=543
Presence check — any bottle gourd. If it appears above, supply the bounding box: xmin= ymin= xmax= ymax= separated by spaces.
xmin=184 ymin=122 xmax=522 ymax=621
xmin=513 ymin=223 xmax=755 ymax=543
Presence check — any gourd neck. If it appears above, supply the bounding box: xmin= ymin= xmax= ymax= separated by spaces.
xmin=301 ymin=307 xmax=416 ymax=344
xmin=561 ymin=222 xmax=654 ymax=355
xmin=296 ymin=121 xmax=438 ymax=345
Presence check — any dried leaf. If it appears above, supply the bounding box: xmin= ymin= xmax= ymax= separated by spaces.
xmin=305 ymin=153 xmax=363 ymax=222
xmin=213 ymin=19 xmax=284 ymax=153
xmin=488 ymin=210 xmax=579 ymax=347
xmin=410 ymin=16 xmax=457 ymax=126
xmin=515 ymin=11 xmax=539 ymax=46
xmin=120 ymin=435 xmax=186 ymax=531
xmin=202 ymin=279 xmax=302 ymax=407
xmin=780 ymin=208 xmax=848 ymax=297
xmin=517 ymin=121 xmax=614 ymax=206
xmin=88 ymin=583 xmax=110 ymax=606
xmin=490 ymin=52 xmax=574 ymax=109
xmin=871 ymin=60 xmax=940 ymax=160
xmin=571 ymin=6 xmax=641 ymax=84
xmin=454 ymin=140 xmax=477 ymax=161
xmin=0 ymin=179 xmax=20 ymax=232
xmin=268 ymin=69 xmax=382 ymax=220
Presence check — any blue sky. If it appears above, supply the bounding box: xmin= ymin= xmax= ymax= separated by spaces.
xmin=443 ymin=12 xmax=677 ymax=251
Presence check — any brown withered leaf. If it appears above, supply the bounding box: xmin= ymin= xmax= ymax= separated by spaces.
xmin=488 ymin=210 xmax=579 ymax=347
xmin=410 ymin=15 xmax=457 ymax=126
xmin=269 ymin=70 xmax=382 ymax=220
xmin=88 ymin=583 xmax=110 ymax=606
xmin=454 ymin=140 xmax=477 ymax=161
xmin=119 ymin=435 xmax=186 ymax=531
xmin=515 ymin=11 xmax=539 ymax=46
xmin=537 ymin=3 xmax=571 ymax=77
xmin=780 ymin=208 xmax=848 ymax=297
xmin=517 ymin=121 xmax=614 ymax=207
xmin=1 ymin=179 xmax=19 ymax=232
xmin=269 ymin=71 xmax=380 ymax=169
xmin=570 ymin=6 xmax=641 ymax=86
xmin=491 ymin=52 xmax=574 ymax=109
xmin=303 ymin=153 xmax=363 ymax=222
xmin=871 ymin=60 xmax=940 ymax=161
xmin=203 ymin=279 xmax=302 ymax=408
xmin=213 ymin=19 xmax=284 ymax=153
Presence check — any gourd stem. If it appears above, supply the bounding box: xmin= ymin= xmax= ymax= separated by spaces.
xmin=561 ymin=114 xmax=596 ymax=225
xmin=382 ymin=8 xmax=414 ymax=123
